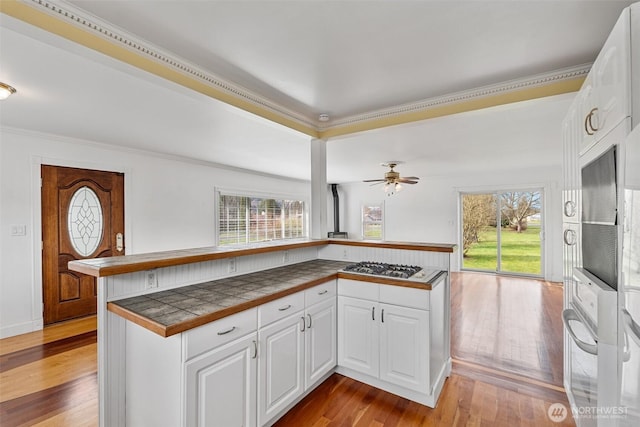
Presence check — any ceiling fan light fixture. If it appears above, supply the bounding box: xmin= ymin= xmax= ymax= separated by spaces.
xmin=0 ymin=82 xmax=16 ymax=100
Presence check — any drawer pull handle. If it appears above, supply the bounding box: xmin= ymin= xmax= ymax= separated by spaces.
xmin=564 ymin=229 xmax=576 ymax=246
xmin=584 ymin=107 xmax=599 ymax=135
xmin=564 ymin=201 xmax=576 ymax=217
xmin=252 ymin=340 xmax=258 ymax=359
xmin=278 ymin=304 xmax=292 ymax=311
xmin=307 ymin=313 xmax=312 ymax=329
xmin=217 ymin=326 xmax=236 ymax=336
xmin=300 ymin=316 xmax=306 ymax=332
xmin=372 ymin=306 xmax=375 ymax=321
xmin=318 ymin=290 xmax=328 ymax=295
xmin=381 ymin=309 xmax=385 ymax=323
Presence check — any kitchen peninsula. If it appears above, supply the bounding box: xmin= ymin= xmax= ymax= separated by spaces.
xmin=69 ymin=239 xmax=456 ymax=427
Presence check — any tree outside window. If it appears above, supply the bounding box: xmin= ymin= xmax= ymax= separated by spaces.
xmin=362 ymin=204 xmax=383 ymax=240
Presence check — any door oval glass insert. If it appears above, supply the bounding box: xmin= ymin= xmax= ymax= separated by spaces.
xmin=67 ymin=186 xmax=103 ymax=256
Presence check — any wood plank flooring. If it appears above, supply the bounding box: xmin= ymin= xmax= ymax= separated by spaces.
xmin=0 ymin=273 xmax=575 ymax=426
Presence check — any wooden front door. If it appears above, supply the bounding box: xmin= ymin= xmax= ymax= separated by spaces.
xmin=42 ymin=165 xmax=125 ymax=325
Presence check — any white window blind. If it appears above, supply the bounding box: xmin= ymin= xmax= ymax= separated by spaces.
xmin=218 ymin=194 xmax=306 ymax=246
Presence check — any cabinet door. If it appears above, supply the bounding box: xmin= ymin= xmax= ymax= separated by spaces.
xmin=258 ymin=313 xmax=305 ymax=426
xmin=562 ymin=100 xmax=580 ymax=223
xmin=578 ymin=73 xmax=598 ymax=155
xmin=337 ymin=296 xmax=379 ymax=377
xmin=379 ymin=304 xmax=429 ymax=393
xmin=305 ymin=298 xmax=337 ymax=388
xmin=593 ymin=8 xmax=631 ymax=139
xmin=184 ymin=333 xmax=257 ymax=427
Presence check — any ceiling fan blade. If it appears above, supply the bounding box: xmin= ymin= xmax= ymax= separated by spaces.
xmin=398 ymin=179 xmax=418 ymax=184
xmin=401 ymin=176 xmax=420 ymax=180
xmin=363 ymin=179 xmax=385 ymax=182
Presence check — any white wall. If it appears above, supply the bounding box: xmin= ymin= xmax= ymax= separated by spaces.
xmin=334 ymin=166 xmax=563 ymax=282
xmin=0 ymin=127 xmax=310 ymax=338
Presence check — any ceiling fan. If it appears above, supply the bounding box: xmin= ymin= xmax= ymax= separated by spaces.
xmin=363 ymin=161 xmax=419 ymax=196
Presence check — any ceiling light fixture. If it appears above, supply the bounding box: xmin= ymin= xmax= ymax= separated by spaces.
xmin=318 ymin=113 xmax=330 ymax=122
xmin=0 ymin=82 xmax=17 ymax=100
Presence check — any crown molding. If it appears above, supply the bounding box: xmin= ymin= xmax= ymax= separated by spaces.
xmin=321 ymin=64 xmax=590 ymax=130
xmin=3 ymin=0 xmax=587 ymax=139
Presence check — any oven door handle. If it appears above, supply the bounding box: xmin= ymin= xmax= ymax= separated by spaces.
xmin=562 ymin=309 xmax=598 ymax=355
xmin=622 ymin=309 xmax=640 ymax=347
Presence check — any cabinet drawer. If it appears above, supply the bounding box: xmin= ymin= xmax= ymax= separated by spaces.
xmin=184 ymin=307 xmax=257 ymax=361
xmin=305 ymin=281 xmax=336 ymax=307
xmin=337 ymin=279 xmax=379 ymax=301
xmin=258 ymin=291 xmax=304 ymax=328
xmin=379 ymin=284 xmax=430 ymax=310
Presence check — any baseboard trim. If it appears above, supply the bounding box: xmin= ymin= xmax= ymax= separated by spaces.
xmin=0 ymin=318 xmax=43 ymax=339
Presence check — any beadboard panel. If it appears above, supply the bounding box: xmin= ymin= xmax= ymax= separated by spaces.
xmin=105 ymin=247 xmax=318 ymax=301
xmin=318 ymin=244 xmax=449 ymax=270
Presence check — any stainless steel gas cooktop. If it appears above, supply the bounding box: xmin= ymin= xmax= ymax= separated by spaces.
xmin=342 ymin=261 xmax=422 ymax=279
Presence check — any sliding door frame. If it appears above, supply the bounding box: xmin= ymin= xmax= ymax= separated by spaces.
xmin=459 ymin=186 xmax=545 ymax=279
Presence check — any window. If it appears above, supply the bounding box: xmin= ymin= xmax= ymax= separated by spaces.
xmin=217 ymin=192 xmax=306 ymax=246
xmin=362 ymin=204 xmax=383 ymax=240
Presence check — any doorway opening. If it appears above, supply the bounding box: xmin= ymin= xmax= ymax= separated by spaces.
xmin=460 ymin=189 xmax=543 ymax=277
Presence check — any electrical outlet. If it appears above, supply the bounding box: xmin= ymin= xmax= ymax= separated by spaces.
xmin=146 ymin=271 xmax=158 ymax=289
xmin=10 ymin=225 xmax=26 ymax=236
xmin=228 ymin=257 xmax=237 ymax=273
xmin=342 ymin=249 xmax=348 ymax=259
xmin=283 ymin=250 xmax=289 ymax=263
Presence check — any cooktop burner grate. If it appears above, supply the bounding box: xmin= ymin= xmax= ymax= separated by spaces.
xmin=343 ymin=261 xmax=422 ymax=279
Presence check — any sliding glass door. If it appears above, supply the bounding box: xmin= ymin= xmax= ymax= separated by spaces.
xmin=461 ymin=190 xmax=543 ymax=276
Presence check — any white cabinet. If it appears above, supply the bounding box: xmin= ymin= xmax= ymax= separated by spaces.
xmin=379 ymin=303 xmax=429 ymax=393
xmin=184 ymin=333 xmax=257 ymax=427
xmin=304 ymin=297 xmax=337 ymax=388
xmin=258 ymin=281 xmax=337 ymax=426
xmin=337 ymin=296 xmax=379 ymax=377
xmin=337 ymin=297 xmax=429 ymax=393
xmin=258 ymin=311 xmax=305 ymax=426
xmin=578 ymin=7 xmax=631 ymax=155
xmin=336 ymin=277 xmax=448 ymax=407
xmin=562 ymin=98 xmax=581 ymax=223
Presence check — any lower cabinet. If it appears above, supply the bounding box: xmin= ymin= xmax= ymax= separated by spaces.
xmin=336 ymin=277 xmax=449 ymax=408
xmin=184 ymin=333 xmax=258 ymax=427
xmin=337 ymin=296 xmax=429 ymax=393
xmin=258 ymin=312 xmax=305 ymax=426
xmin=305 ymin=298 xmax=337 ymax=388
xmin=379 ymin=303 xmax=429 ymax=393
xmin=337 ymin=296 xmax=379 ymax=377
xmin=124 ymin=277 xmax=446 ymax=425
xmin=258 ymin=286 xmax=337 ymax=426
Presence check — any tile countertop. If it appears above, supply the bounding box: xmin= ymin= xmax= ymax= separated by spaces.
xmin=107 ymin=259 xmax=447 ymax=337
xmin=108 ymin=259 xmax=350 ymax=337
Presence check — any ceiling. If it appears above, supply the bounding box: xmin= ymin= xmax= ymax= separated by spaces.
xmin=0 ymin=0 xmax=636 ymax=182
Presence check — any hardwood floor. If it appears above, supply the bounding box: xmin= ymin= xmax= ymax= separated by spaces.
xmin=450 ymin=272 xmax=565 ymax=387
xmin=0 ymin=273 xmax=574 ymax=426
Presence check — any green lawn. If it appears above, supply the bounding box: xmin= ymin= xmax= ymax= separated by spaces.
xmin=463 ymin=224 xmax=541 ymax=275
